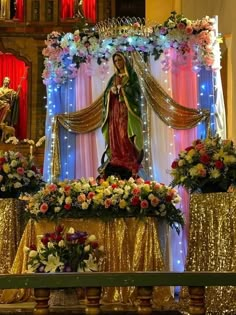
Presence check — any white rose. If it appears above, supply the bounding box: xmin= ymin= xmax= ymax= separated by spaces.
xmin=87 ymin=234 xmax=96 ymax=242
xmin=10 ymin=160 xmax=18 ymax=167
xmin=98 ymin=245 xmax=104 ymax=252
xmin=47 ymin=242 xmax=54 ymax=249
xmin=84 ymin=245 xmax=90 ymax=252
xmin=54 ymin=206 xmax=61 ymax=213
xmin=24 ymin=246 xmax=30 ymax=253
xmin=29 ymin=250 xmax=38 ymax=258
xmin=14 ymin=182 xmax=23 ymax=188
xmin=68 ymin=227 xmax=75 ymax=234
xmin=58 ymin=240 xmax=65 ymax=247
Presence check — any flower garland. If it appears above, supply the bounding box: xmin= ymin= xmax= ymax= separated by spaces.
xmin=26 ymin=176 xmax=184 ymax=234
xmin=42 ymin=12 xmax=222 ymax=85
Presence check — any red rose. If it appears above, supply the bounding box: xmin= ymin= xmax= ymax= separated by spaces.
xmin=29 ymin=244 xmax=37 ymax=250
xmin=55 ymin=225 xmax=64 ymax=234
xmin=55 ymin=234 xmax=63 ymax=242
xmin=185 ymin=146 xmax=194 ymax=152
xmin=64 ymin=204 xmax=71 ymax=211
xmin=31 ymin=165 xmax=37 ymax=172
xmin=0 ymin=157 xmax=6 ymax=164
xmin=91 ymin=241 xmax=99 ymax=249
xmin=41 ymin=236 xmax=49 ymax=245
xmin=171 ymin=160 xmax=179 ymax=169
xmin=215 ymin=160 xmax=224 ymax=169
xmin=165 ymin=195 xmax=172 ymax=202
xmin=199 ymin=154 xmax=210 ymax=164
xmin=131 ymin=196 xmax=140 ymax=206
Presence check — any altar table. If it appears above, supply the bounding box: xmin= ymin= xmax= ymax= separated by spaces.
xmin=184 ymin=192 xmax=236 ymax=313
xmin=1 ymin=217 xmax=172 ymax=307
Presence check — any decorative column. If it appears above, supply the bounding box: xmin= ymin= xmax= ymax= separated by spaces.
xmin=33 ymin=288 xmax=50 ymax=315
xmin=188 ymin=286 xmax=205 ymax=315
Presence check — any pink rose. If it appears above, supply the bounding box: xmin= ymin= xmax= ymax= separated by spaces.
xmin=40 ymin=203 xmax=49 ymax=213
xmin=17 ymin=167 xmax=25 ymax=175
xmin=140 ymin=200 xmax=149 ymax=209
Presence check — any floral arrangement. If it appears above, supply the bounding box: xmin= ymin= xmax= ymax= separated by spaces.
xmin=170 ymin=136 xmax=236 ymax=193
xmin=0 ymin=150 xmax=44 ymax=197
xmin=26 ymin=176 xmax=184 ymax=234
xmin=26 ymin=225 xmax=104 ymax=273
xmin=42 ymin=12 xmax=221 ymax=85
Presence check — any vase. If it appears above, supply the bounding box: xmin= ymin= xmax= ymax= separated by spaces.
xmin=49 ymin=288 xmax=80 ymax=306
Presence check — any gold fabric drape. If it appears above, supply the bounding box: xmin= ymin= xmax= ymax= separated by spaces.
xmin=51 ymin=95 xmax=103 ymax=179
xmin=51 ymin=51 xmax=210 ymax=179
xmin=1 ymin=217 xmax=172 ymax=307
xmin=0 ymin=198 xmax=27 ymax=274
xmin=132 ymin=51 xmax=210 ymax=129
xmin=183 ymin=192 xmax=236 ymax=313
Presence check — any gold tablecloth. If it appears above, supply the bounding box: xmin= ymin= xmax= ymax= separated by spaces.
xmin=184 ymin=192 xmax=236 ymax=313
xmin=0 ymin=198 xmax=27 ymax=274
xmin=1 ymin=217 xmax=172 ymax=306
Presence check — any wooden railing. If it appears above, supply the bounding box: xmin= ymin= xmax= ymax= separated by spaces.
xmin=0 ymin=271 xmax=236 ymax=314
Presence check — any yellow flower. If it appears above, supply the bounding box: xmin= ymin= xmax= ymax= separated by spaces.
xmin=119 ymin=199 xmax=127 ymax=209
xmin=187 ymin=149 xmax=196 ymax=157
xmin=224 ymin=155 xmax=236 ymax=164
xmin=101 ymin=181 xmax=109 ymax=187
xmin=209 ymin=168 xmax=221 ymax=179
xmin=2 ymin=163 xmax=10 ymax=173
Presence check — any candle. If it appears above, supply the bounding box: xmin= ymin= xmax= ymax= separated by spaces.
xmin=30 ymin=145 xmax=33 ymax=159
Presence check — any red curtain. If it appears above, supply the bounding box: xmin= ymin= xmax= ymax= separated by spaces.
xmin=61 ymin=0 xmax=74 ymax=19
xmin=0 ymin=53 xmax=28 ymax=139
xmin=84 ymin=0 xmax=96 ymax=23
xmin=15 ymin=0 xmax=24 ymax=21
xmin=61 ymin=0 xmax=96 ymax=23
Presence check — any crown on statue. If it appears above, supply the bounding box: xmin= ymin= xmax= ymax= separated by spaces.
xmin=95 ymin=17 xmax=155 ymax=40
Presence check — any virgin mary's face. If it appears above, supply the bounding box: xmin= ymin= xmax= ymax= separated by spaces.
xmin=113 ymin=55 xmax=125 ymax=72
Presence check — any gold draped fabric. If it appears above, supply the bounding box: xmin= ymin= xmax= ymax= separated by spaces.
xmin=132 ymin=51 xmax=210 ymax=129
xmin=182 ymin=192 xmax=236 ymax=313
xmin=0 ymin=198 xmax=27 ymax=274
xmin=0 ymin=217 xmax=172 ymax=307
xmin=51 ymin=51 xmax=210 ymax=179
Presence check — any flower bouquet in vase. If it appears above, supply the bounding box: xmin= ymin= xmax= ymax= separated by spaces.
xmin=0 ymin=150 xmax=43 ymax=198
xmin=26 ymin=225 xmax=105 ymax=305
xmin=170 ymin=135 xmax=236 ymax=193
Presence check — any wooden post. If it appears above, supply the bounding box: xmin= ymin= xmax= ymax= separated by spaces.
xmin=137 ymin=286 xmax=153 ymax=314
xmin=33 ymin=288 xmax=50 ymax=315
xmin=85 ymin=287 xmax=101 ymax=314
xmin=188 ymin=286 xmax=206 ymax=315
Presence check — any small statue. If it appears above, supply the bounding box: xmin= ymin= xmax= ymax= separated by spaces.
xmin=74 ymin=0 xmax=85 ymax=19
